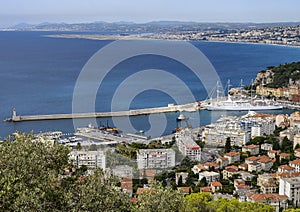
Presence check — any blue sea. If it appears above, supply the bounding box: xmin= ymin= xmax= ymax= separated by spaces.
xmin=0 ymin=31 xmax=300 ymax=139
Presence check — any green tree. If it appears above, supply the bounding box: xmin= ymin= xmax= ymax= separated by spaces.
xmin=181 ymin=192 xmax=213 ymax=212
xmin=0 ymin=133 xmax=70 ymax=211
xmin=76 ymin=142 xmax=82 ymax=150
xmin=199 ymin=177 xmax=207 ymax=187
xmin=282 ymin=137 xmax=293 ymax=153
xmin=64 ymin=169 xmax=130 ymax=212
xmin=134 ymin=183 xmax=183 ymax=212
xmin=225 ymin=137 xmax=232 ymax=153
xmin=0 ymin=133 xmax=130 ymax=211
xmin=181 ymin=192 xmax=275 ymax=212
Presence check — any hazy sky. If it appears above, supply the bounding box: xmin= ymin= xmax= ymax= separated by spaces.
xmin=1 ymin=0 xmax=300 ymax=26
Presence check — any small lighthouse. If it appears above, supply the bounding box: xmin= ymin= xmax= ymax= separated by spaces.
xmin=13 ymin=108 xmax=17 ymax=118
xmin=176 ymin=113 xmax=191 ymax=131
xmin=12 ymin=108 xmax=20 ymax=121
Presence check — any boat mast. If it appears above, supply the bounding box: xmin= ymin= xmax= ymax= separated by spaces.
xmin=227 ymin=79 xmax=231 ymax=100
xmin=250 ymin=79 xmax=253 ymax=103
xmin=216 ymin=81 xmax=220 ymax=99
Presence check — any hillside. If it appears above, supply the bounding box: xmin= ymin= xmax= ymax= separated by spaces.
xmin=253 ymin=62 xmax=300 ymax=88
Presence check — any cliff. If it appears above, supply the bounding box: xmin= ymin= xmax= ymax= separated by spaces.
xmin=253 ymin=62 xmax=300 ymax=88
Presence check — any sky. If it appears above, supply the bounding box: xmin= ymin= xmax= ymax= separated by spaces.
xmin=1 ymin=0 xmax=300 ymax=27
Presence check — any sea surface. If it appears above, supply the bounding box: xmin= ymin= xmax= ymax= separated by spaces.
xmin=0 ymin=31 xmax=300 ymax=139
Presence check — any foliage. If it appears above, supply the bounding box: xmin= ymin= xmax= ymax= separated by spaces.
xmin=0 ymin=133 xmax=130 ymax=211
xmin=246 ymin=136 xmax=266 ymax=145
xmin=181 ymin=192 xmax=275 ymax=212
xmin=134 ymin=183 xmax=183 ymax=212
xmin=284 ymin=209 xmax=300 ymax=212
xmin=225 ymin=137 xmax=232 ymax=153
xmin=262 ymin=62 xmax=300 ymax=88
xmin=0 ymin=133 xmax=70 ymax=211
xmin=64 ymin=169 xmax=130 ymax=212
xmin=281 ymin=137 xmax=293 ymax=153
xmin=199 ymin=177 xmax=207 ymax=187
xmin=181 ymin=192 xmax=213 ymax=212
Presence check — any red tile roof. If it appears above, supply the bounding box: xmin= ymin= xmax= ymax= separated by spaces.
xmin=204 ymin=162 xmax=219 ymax=167
xmin=246 ymin=156 xmax=259 ymax=161
xmin=200 ymin=186 xmax=212 ymax=192
xmin=243 ymin=144 xmax=259 ymax=149
xmin=211 ymin=182 xmax=222 ymax=187
xmin=225 ymin=152 xmax=240 ymax=157
xmin=247 ymin=193 xmax=288 ymax=202
xmin=279 ymin=153 xmax=290 ymax=158
xmin=218 ymin=157 xmax=229 ymax=161
xmin=258 ymin=155 xmax=272 ymax=163
xmin=225 ymin=165 xmax=238 ymax=170
xmin=290 ymin=159 xmax=300 ymax=165
xmin=278 ymin=165 xmax=295 ymax=171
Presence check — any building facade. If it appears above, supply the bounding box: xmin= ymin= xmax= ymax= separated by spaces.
xmin=137 ymin=148 xmax=175 ymax=169
xmin=70 ymin=150 xmax=106 ymax=170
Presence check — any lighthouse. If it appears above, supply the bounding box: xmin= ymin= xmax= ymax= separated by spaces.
xmin=12 ymin=108 xmax=20 ymax=121
xmin=176 ymin=113 xmax=191 ymax=131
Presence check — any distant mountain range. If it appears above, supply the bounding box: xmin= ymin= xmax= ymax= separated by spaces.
xmin=4 ymin=21 xmax=300 ymax=33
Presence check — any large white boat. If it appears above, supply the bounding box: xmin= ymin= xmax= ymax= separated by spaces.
xmin=203 ymin=81 xmax=283 ymax=111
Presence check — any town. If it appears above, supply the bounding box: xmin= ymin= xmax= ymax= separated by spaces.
xmin=5 ymin=108 xmax=300 ymax=211
xmin=139 ymin=24 xmax=300 ymax=47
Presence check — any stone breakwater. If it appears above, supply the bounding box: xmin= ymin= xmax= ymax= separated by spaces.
xmin=5 ymin=102 xmax=202 ymax=122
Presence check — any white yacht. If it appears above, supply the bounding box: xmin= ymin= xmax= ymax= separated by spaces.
xmin=203 ymin=81 xmax=283 ymax=111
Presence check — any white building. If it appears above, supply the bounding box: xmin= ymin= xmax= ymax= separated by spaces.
xmin=70 ymin=150 xmax=106 ymax=170
xmin=250 ymin=118 xmax=275 ymax=138
xmin=279 ymin=176 xmax=300 ymax=207
xmin=176 ymin=129 xmax=201 ymax=161
xmin=224 ymin=152 xmax=240 ymax=164
xmin=199 ymin=171 xmax=220 ymax=184
xmin=289 ymin=159 xmax=300 ymax=172
xmin=202 ymin=124 xmax=249 ymax=147
xmin=137 ymin=148 xmax=175 ymax=169
xmin=261 ymin=143 xmax=273 ymax=151
xmin=294 ymin=134 xmax=300 ymax=149
xmin=242 ymin=144 xmax=259 ymax=155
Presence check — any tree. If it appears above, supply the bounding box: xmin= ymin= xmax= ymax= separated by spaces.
xmin=0 ymin=133 xmax=70 ymax=211
xmin=181 ymin=192 xmax=274 ymax=212
xmin=178 ymin=175 xmax=183 ymax=186
xmin=64 ymin=169 xmax=130 ymax=212
xmin=225 ymin=137 xmax=232 ymax=153
xmin=181 ymin=192 xmax=213 ymax=212
xmin=281 ymin=136 xmax=293 ymax=153
xmin=0 ymin=133 xmax=130 ymax=211
xmin=199 ymin=177 xmax=207 ymax=187
xmin=134 ymin=183 xmax=183 ymax=212
xmin=76 ymin=142 xmax=82 ymax=150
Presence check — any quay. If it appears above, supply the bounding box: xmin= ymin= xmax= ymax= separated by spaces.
xmin=5 ymin=102 xmax=203 ymax=122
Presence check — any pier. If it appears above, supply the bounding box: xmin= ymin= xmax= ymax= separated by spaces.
xmin=5 ymin=102 xmax=203 ymax=122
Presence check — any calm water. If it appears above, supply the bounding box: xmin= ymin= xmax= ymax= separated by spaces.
xmin=0 ymin=31 xmax=300 ymax=138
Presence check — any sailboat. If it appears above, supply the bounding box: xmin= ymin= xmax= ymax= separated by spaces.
xmin=203 ymin=80 xmax=283 ymax=111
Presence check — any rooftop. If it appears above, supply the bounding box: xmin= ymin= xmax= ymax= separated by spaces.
xmin=224 ymin=152 xmax=240 ymax=157
xmin=211 ymin=182 xmax=222 ymax=187
xmin=243 ymin=144 xmax=259 ymax=149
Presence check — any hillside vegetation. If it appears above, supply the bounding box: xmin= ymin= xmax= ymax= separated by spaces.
xmin=254 ymin=62 xmax=300 ymax=88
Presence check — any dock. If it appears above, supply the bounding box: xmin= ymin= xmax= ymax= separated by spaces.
xmin=5 ymin=102 xmax=203 ymax=122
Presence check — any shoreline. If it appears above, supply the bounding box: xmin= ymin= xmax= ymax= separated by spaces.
xmin=45 ymin=33 xmax=300 ymax=49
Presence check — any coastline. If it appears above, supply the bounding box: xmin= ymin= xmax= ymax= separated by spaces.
xmin=45 ymin=33 xmax=300 ymax=49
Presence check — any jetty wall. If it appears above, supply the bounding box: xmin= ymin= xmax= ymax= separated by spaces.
xmin=6 ymin=102 xmax=202 ymax=122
